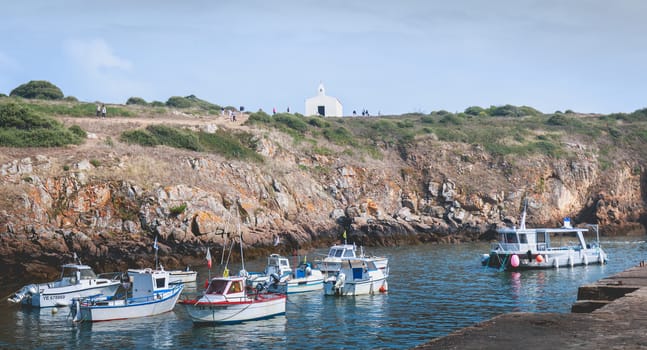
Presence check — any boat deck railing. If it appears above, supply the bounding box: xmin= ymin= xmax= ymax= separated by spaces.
xmin=491 ymin=242 xmax=586 ymax=253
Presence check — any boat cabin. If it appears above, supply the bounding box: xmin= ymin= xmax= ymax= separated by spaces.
xmin=60 ymin=264 xmax=98 ymax=285
xmin=496 ymin=226 xmax=589 ymax=254
xmin=206 ymin=277 xmax=246 ymax=297
xmin=129 ymin=269 xmax=170 ymax=299
xmin=338 ymin=259 xmax=379 ymax=279
xmin=264 ymin=254 xmax=292 ymax=279
xmin=327 ymin=244 xmax=357 ymax=259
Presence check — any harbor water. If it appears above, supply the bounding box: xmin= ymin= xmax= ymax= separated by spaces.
xmin=0 ymin=237 xmax=645 ymax=349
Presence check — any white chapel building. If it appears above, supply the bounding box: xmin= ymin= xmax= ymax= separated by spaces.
xmin=305 ymin=83 xmax=343 ymax=117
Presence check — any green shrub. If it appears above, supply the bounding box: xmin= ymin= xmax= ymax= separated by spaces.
xmin=166 ymin=95 xmax=221 ymax=110
xmin=0 ymin=102 xmax=59 ymax=129
xmin=439 ymin=114 xmax=463 ymax=125
xmin=307 ymin=117 xmax=330 ymax=128
xmin=10 ymin=80 xmax=64 ymax=100
xmin=246 ymin=111 xmax=272 ymax=124
xmin=126 ymin=97 xmax=148 ymax=105
xmin=274 ymin=114 xmax=309 ymax=133
xmin=323 ymin=126 xmax=355 ymax=146
xmin=90 ymin=159 xmax=101 ymax=167
xmin=198 ymin=130 xmax=263 ymax=162
xmin=166 ymin=96 xmax=192 ymax=108
xmin=64 ymin=96 xmax=79 ymax=102
xmin=120 ymin=129 xmax=159 ymax=146
xmin=464 ymin=106 xmax=485 ymax=116
xmin=68 ymin=125 xmax=87 ymax=138
xmin=396 ymin=119 xmax=415 ymax=128
xmin=420 ymin=115 xmax=435 ymax=124
xmin=119 ymin=125 xmax=262 ymax=162
xmin=146 ymin=125 xmax=202 ymax=151
xmin=169 ymin=203 xmax=187 ymax=216
xmin=151 ymin=101 xmax=165 ymax=107
xmin=0 ymin=102 xmax=84 ymax=147
xmin=546 ymin=114 xmax=569 ymax=126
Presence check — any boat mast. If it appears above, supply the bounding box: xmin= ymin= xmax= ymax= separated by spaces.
xmin=237 ymin=202 xmax=245 ymax=273
xmin=520 ymin=201 xmax=527 ymax=230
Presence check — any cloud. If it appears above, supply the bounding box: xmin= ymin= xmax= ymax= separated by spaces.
xmin=64 ymin=38 xmax=133 ymax=73
xmin=62 ymin=38 xmax=150 ymax=103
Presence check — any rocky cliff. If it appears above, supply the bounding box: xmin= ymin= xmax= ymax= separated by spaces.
xmin=0 ymin=113 xmax=645 ymax=285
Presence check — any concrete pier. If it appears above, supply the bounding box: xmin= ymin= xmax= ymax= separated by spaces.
xmin=415 ymin=264 xmax=647 ymax=349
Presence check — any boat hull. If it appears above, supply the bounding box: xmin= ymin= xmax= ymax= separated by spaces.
xmin=484 ymin=250 xmax=607 ymax=270
xmin=73 ymin=285 xmax=183 ymax=322
xmin=168 ymin=270 xmax=197 ymax=284
xmin=181 ymin=293 xmax=286 ymax=324
xmin=286 ymin=277 xmax=324 ymax=294
xmin=19 ymin=282 xmax=121 ymax=308
xmin=324 ymin=277 xmax=388 ymax=296
xmin=268 ymin=277 xmax=324 ymax=294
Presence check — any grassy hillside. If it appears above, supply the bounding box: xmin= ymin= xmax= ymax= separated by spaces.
xmin=2 ymin=95 xmax=647 ymax=171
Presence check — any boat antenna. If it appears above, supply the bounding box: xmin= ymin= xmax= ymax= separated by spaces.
xmin=237 ymin=206 xmax=245 ymax=273
xmin=520 ymin=200 xmax=527 ymax=230
xmin=153 ymin=235 xmax=159 ymax=269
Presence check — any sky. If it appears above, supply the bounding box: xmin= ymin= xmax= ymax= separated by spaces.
xmin=1 ymin=1 xmax=646 ymax=116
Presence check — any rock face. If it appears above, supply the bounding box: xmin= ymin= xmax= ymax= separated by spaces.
xmin=0 ymin=133 xmax=644 ymax=285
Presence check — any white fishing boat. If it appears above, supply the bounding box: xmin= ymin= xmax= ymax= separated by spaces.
xmin=316 ymin=243 xmax=389 ymax=277
xmin=180 ymin=276 xmax=286 ymax=324
xmin=482 ymin=206 xmax=608 ymax=270
xmin=131 ymin=265 xmax=197 ymax=284
xmin=7 ymin=261 xmax=121 ymax=308
xmin=248 ymin=254 xmax=324 ymax=294
xmin=149 ymin=236 xmax=198 ymax=284
xmin=247 ymin=254 xmax=293 ymax=288
xmin=168 ymin=268 xmax=198 ymax=284
xmin=282 ymin=260 xmax=324 ymax=294
xmin=323 ymin=258 xmax=388 ymax=296
xmin=71 ymin=268 xmax=184 ymax=322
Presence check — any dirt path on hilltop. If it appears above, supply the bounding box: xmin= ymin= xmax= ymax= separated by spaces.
xmin=0 ymin=113 xmax=251 ymax=161
xmin=55 ymin=113 xmax=252 ymax=151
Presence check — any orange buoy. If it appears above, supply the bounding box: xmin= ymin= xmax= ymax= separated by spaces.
xmin=379 ymin=285 xmax=387 ymax=293
xmin=536 ymin=255 xmax=544 ymax=263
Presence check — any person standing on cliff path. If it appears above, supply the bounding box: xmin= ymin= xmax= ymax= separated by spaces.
xmin=96 ymin=104 xmax=101 ymax=117
xmin=101 ymin=104 xmax=106 ymax=118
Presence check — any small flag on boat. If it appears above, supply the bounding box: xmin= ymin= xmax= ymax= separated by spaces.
xmin=153 ymin=236 xmax=158 ymax=251
xmin=206 ymin=247 xmax=212 ymax=268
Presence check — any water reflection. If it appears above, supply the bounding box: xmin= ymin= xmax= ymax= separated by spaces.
xmin=182 ymin=315 xmax=287 ymax=349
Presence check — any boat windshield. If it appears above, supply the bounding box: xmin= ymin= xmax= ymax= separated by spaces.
xmin=79 ymin=269 xmax=97 ymax=279
xmin=504 ymin=233 xmax=518 ymax=243
xmin=62 ymin=266 xmax=97 ymax=280
xmin=549 ymin=232 xmax=583 ymax=249
xmin=329 ymin=248 xmax=343 ymax=257
xmin=206 ymin=280 xmax=229 ymax=294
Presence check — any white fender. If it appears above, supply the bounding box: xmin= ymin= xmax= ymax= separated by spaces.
xmin=335 ymin=273 xmax=345 ymax=289
xmin=583 ymin=254 xmax=588 ymax=265
xmin=553 ymin=257 xmax=559 ymax=269
xmin=72 ymin=299 xmax=81 ymax=322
